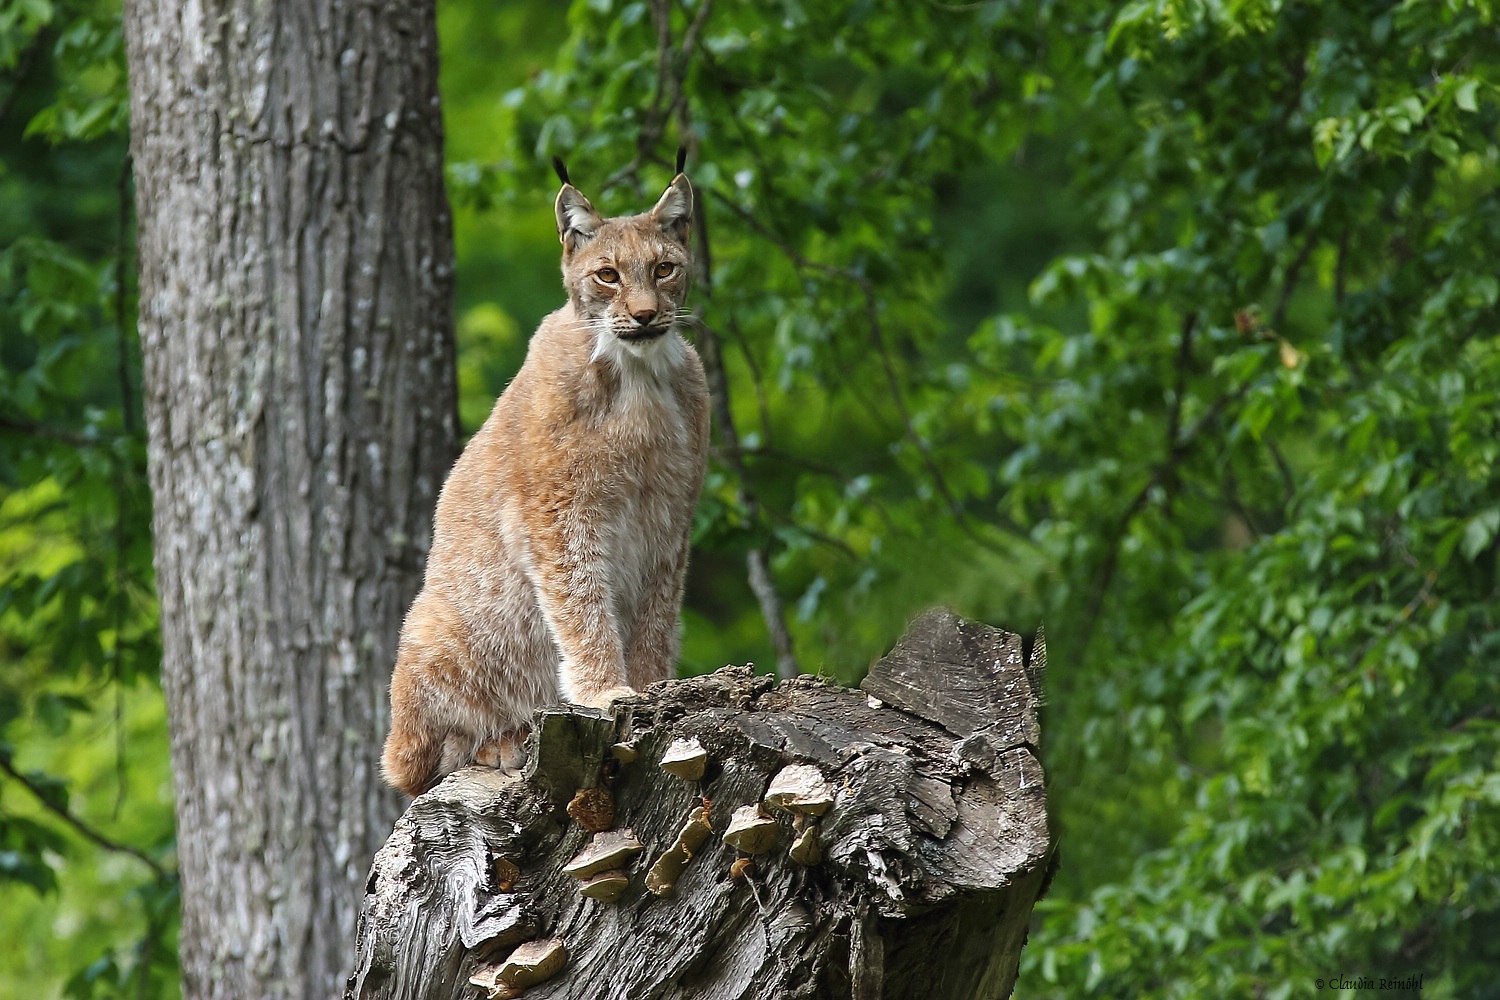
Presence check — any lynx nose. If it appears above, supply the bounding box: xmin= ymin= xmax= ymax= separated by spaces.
xmin=630 ymin=306 xmax=658 ymax=327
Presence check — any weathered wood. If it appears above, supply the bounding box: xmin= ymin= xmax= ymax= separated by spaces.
xmin=347 ymin=609 xmax=1053 ymax=1000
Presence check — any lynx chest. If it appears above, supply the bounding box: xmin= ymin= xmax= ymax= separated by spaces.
xmin=595 ymin=373 xmax=699 ymax=607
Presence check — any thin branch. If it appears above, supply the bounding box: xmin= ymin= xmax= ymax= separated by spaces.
xmin=0 ymin=756 xmax=173 ymax=884
xmin=111 ymin=685 xmax=128 ymax=821
xmin=761 ymin=505 xmax=860 ymax=559
xmin=1013 ymin=0 xmax=1049 ymax=166
xmin=1448 ymin=703 xmax=1496 ymax=733
xmin=600 ymin=0 xmax=715 ymax=196
xmin=856 ymin=282 xmax=976 ymax=532
xmin=0 ymin=29 xmax=46 ymax=127
xmin=709 ymin=187 xmax=996 ymax=543
xmin=1079 ymin=316 xmax=1258 ymax=651
xmin=695 ymin=109 xmax=965 ymax=501
xmin=725 ymin=313 xmax=773 ymax=448
xmin=1222 ymin=462 xmax=1263 ymax=541
xmin=1078 ymin=483 xmax=1153 ymax=653
xmin=739 ymin=444 xmax=844 ymax=480
xmin=625 ymin=0 xmax=796 ymax=677
xmin=1272 ymin=231 xmax=1316 ymax=331
xmin=1349 ymin=571 xmax=1438 ymax=672
xmin=690 ymin=315 xmax=801 ymax=679
xmin=598 ymin=0 xmax=676 ymax=195
xmin=1165 ymin=313 xmax=1197 ymax=450
xmin=1266 ymin=437 xmax=1297 ymax=513
xmin=679 ymin=0 xmax=714 ymax=66
xmin=708 ymin=188 xmax=848 ymax=279
xmin=746 ymin=548 xmax=799 ymax=679
xmin=1083 ymin=315 xmax=1195 ymax=643
xmin=1334 ymin=226 xmax=1349 ymax=306
xmin=1180 ymin=386 xmax=1252 ymax=462
xmin=112 ymin=152 xmax=137 ymax=820
xmin=736 ymin=441 xmax=907 ymax=539
xmin=677 ymin=94 xmax=710 ymax=287
xmin=0 ymin=416 xmax=107 ymax=449
xmin=133 ymin=912 xmax=161 ymax=1000
xmin=648 ymin=0 xmax=673 ymax=122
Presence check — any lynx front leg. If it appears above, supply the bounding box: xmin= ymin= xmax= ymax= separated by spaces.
xmin=521 ymin=500 xmax=633 ymax=709
xmin=625 ymin=537 xmax=691 ymax=689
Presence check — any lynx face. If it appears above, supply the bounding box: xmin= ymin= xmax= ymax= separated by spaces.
xmin=556 ymin=175 xmax=694 ymax=358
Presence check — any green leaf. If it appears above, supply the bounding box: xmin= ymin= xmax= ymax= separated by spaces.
xmin=1461 ymin=509 xmax=1499 ymax=562
xmin=1454 ymin=79 xmax=1479 ymax=113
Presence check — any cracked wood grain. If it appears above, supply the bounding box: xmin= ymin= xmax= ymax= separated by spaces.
xmin=348 ymin=610 xmax=1054 ymax=1000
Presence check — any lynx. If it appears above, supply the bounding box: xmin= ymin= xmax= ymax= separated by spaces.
xmin=381 ymin=157 xmax=710 ymax=797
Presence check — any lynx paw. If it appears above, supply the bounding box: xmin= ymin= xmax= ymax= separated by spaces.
xmin=581 ymin=686 xmax=639 ymax=710
xmin=474 ymin=731 xmax=527 ymax=773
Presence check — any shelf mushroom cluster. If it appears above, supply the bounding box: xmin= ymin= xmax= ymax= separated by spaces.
xmin=471 ymin=737 xmax=841 ymax=998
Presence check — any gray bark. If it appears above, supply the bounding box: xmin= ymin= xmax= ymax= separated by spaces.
xmin=122 ymin=0 xmax=457 ymax=996
xmin=347 ymin=610 xmax=1055 ymax=1000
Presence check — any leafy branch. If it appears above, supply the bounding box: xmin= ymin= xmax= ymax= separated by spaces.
xmin=705 ymin=187 xmax=998 ymax=546
xmin=619 ymin=0 xmax=807 ymax=676
xmin=688 ymin=313 xmax=801 ymax=679
xmin=0 ymin=416 xmax=110 ymax=448
xmin=0 ymin=753 xmax=174 ymax=886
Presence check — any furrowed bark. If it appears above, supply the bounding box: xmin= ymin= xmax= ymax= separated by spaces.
xmin=122 ymin=0 xmax=457 ymax=995
xmin=348 ymin=609 xmax=1055 ymax=1000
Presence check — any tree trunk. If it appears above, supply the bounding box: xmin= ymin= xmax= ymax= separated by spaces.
xmin=122 ymin=0 xmax=456 ymax=996
xmin=346 ymin=610 xmax=1054 ymax=1000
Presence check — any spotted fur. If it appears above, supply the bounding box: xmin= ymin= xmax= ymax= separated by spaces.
xmin=381 ymin=168 xmax=709 ymax=797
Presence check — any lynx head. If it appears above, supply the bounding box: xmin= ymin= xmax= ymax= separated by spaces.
xmin=554 ymin=157 xmax=694 ymax=359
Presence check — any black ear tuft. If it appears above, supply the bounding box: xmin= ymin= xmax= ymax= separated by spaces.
xmin=674 ymin=146 xmax=687 ymax=176
xmin=552 ymin=156 xmax=571 ymax=186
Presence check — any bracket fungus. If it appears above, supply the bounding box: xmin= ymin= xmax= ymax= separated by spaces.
xmin=659 ymin=737 xmax=708 ymax=780
xmin=565 ymin=786 xmax=615 ymax=833
xmin=763 ymin=763 xmax=835 ymax=817
xmin=788 ymin=825 xmax=823 ymax=865
xmin=645 ymin=842 xmax=692 ymax=897
xmin=562 ymin=829 xmax=644 ymax=880
xmin=492 ymin=856 xmax=520 ymax=893
xmin=722 ymin=804 xmax=779 ymax=855
xmin=644 ymin=803 xmax=713 ymax=897
xmin=577 ymin=869 xmax=630 ymax=903
xmin=469 ymin=938 xmax=568 ymax=999
xmin=676 ymin=803 xmax=713 ymax=853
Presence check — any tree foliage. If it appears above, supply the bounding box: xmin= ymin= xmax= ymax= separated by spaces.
xmin=1015 ymin=3 xmax=1500 ymax=995
xmin=1 ymin=0 xmax=176 ymax=996
xmin=3 ymin=0 xmax=1497 ymax=996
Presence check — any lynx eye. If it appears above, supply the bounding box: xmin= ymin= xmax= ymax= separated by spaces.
xmin=654 ymin=262 xmax=675 ymax=279
xmin=596 ymin=267 xmax=620 ymax=284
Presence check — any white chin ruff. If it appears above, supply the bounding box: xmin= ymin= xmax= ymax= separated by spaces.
xmin=593 ymin=326 xmax=686 ymax=385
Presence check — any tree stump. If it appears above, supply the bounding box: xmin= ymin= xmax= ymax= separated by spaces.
xmin=345 ymin=609 xmax=1054 ymax=1000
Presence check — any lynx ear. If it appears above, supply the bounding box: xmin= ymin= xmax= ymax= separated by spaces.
xmin=650 ymin=173 xmax=693 ymax=244
xmin=555 ymin=184 xmax=603 ymax=255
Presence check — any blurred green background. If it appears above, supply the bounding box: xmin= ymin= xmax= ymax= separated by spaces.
xmin=3 ymin=0 xmax=1499 ymax=997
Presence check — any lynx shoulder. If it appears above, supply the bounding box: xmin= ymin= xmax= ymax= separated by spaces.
xmin=381 ymin=161 xmax=710 ymax=797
